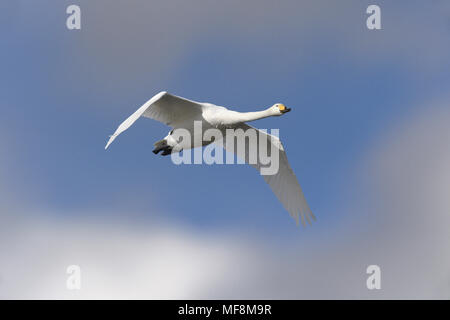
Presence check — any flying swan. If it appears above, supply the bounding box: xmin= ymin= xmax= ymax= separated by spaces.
xmin=105 ymin=91 xmax=315 ymax=225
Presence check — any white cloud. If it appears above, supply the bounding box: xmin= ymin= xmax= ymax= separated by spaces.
xmin=0 ymin=215 xmax=247 ymax=299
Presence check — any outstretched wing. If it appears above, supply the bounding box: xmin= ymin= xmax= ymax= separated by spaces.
xmin=105 ymin=91 xmax=203 ymax=149
xmin=221 ymin=123 xmax=315 ymax=226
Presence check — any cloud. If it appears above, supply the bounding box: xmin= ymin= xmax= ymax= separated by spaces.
xmin=11 ymin=1 xmax=447 ymax=103
xmin=77 ymin=0 xmax=449 ymax=77
xmin=350 ymin=98 xmax=450 ymax=298
xmin=0 ymin=214 xmax=247 ymax=299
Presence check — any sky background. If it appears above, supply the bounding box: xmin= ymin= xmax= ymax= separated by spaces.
xmin=1 ymin=0 xmax=450 ymax=298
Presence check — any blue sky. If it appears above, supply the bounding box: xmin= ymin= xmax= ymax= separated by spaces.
xmin=1 ymin=1 xmax=450 ymax=298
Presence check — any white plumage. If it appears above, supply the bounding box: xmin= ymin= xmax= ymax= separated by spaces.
xmin=106 ymin=91 xmax=315 ymax=225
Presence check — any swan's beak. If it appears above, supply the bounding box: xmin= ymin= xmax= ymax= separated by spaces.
xmin=281 ymin=107 xmax=291 ymax=114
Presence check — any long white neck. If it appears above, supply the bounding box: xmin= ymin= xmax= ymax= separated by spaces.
xmin=230 ymin=109 xmax=273 ymax=123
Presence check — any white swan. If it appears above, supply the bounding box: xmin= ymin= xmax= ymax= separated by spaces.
xmin=105 ymin=91 xmax=315 ymax=225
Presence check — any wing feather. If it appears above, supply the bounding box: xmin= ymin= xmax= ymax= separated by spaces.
xmin=222 ymin=123 xmax=315 ymax=225
xmin=105 ymin=91 xmax=203 ymax=149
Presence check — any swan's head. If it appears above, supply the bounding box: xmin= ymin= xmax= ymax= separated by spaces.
xmin=271 ymin=103 xmax=291 ymax=116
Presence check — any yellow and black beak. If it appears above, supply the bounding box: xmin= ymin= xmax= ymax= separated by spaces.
xmin=279 ymin=105 xmax=291 ymax=113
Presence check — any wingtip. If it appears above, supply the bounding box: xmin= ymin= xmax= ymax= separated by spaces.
xmin=105 ymin=135 xmax=116 ymax=150
xmin=156 ymin=90 xmax=168 ymax=98
xmin=293 ymin=211 xmax=308 ymax=227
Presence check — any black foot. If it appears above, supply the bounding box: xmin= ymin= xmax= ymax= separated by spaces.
xmin=153 ymin=145 xmax=172 ymax=156
xmin=153 ymin=145 xmax=166 ymax=154
xmin=161 ymin=147 xmax=172 ymax=156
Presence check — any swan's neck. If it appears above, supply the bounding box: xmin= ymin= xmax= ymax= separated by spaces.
xmin=232 ymin=109 xmax=273 ymax=123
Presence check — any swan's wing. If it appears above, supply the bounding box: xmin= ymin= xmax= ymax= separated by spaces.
xmin=221 ymin=123 xmax=315 ymax=226
xmin=105 ymin=91 xmax=203 ymax=149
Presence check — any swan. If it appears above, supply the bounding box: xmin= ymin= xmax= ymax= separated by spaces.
xmin=105 ymin=91 xmax=315 ymax=226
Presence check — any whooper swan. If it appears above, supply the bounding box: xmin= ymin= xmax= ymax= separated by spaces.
xmin=105 ymin=91 xmax=315 ymax=225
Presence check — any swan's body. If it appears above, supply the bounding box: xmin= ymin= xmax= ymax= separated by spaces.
xmin=106 ymin=91 xmax=315 ymax=225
